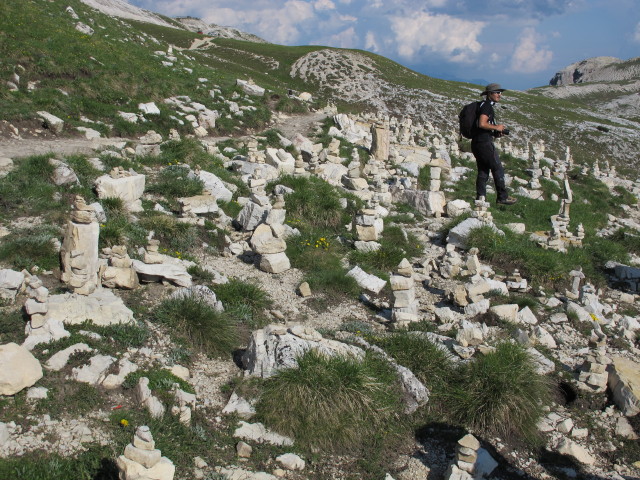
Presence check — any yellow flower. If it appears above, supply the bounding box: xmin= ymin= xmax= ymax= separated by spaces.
xmin=120 ymin=419 xmax=129 ymax=427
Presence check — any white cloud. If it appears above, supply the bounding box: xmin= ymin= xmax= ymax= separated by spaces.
xmin=327 ymin=26 xmax=359 ymax=48
xmin=633 ymin=22 xmax=640 ymax=43
xmin=365 ymin=31 xmax=379 ymax=52
xmin=204 ymin=1 xmax=315 ymax=44
xmin=389 ymin=12 xmax=484 ymax=62
xmin=510 ymin=27 xmax=553 ymax=73
xmin=314 ymin=0 xmax=335 ymax=11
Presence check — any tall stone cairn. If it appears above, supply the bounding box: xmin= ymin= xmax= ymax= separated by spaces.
xmin=60 ymin=195 xmax=100 ymax=295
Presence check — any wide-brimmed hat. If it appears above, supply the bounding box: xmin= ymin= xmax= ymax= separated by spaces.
xmin=480 ymin=83 xmax=506 ymax=96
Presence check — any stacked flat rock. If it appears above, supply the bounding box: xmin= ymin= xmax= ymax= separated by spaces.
xmin=576 ymin=353 xmax=611 ymax=393
xmin=94 ymin=167 xmax=145 ymax=212
xmin=250 ymin=196 xmax=291 ymax=274
xmin=0 ymin=269 xmax=25 ymax=303
xmin=23 ymin=276 xmax=49 ymax=330
xmin=443 ymin=433 xmax=481 ymax=480
xmin=472 ymin=197 xmax=493 ymax=223
xmin=391 ymin=259 xmax=419 ymax=325
xmin=117 ymin=426 xmax=175 ymax=480
xmin=135 ymin=130 xmax=162 ymax=157
xmin=100 ymin=245 xmax=138 ymax=290
xmin=355 ymin=208 xmax=383 ymax=242
xmin=341 ymin=158 xmax=369 ymax=191
xmin=60 ymin=195 xmax=100 ymax=295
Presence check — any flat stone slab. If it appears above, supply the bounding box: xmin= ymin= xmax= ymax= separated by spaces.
xmin=46 ymin=289 xmax=134 ymax=326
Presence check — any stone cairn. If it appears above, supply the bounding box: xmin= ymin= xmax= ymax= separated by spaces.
xmin=60 ymin=195 xmax=100 ymax=295
xmin=354 ymin=203 xmax=384 ymax=249
xmin=250 ymin=194 xmax=291 ymax=274
xmin=23 ymin=275 xmax=49 ymax=332
xmin=576 ymin=351 xmax=611 ymax=393
xmin=342 ymin=154 xmax=369 ymax=191
xmin=472 ymin=196 xmax=493 ymax=224
xmin=99 ymin=245 xmax=138 ymax=290
xmin=391 ymin=259 xmax=419 ymax=326
xmin=116 ymin=426 xmax=175 ymax=480
xmin=94 ymin=166 xmax=145 ymax=212
xmin=541 ymin=176 xmax=584 ymax=252
xmin=444 ymin=433 xmax=482 ymax=480
xmin=370 ymin=120 xmax=390 ymax=162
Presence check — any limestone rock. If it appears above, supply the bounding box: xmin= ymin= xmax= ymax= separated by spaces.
xmin=556 ymin=438 xmax=595 ymax=465
xmin=132 ymin=260 xmax=192 ymax=288
xmin=608 ymin=356 xmax=640 ymax=416
xmin=46 ymin=289 xmax=134 ymax=326
xmin=276 ymin=453 xmax=305 ymax=471
xmin=242 ymin=324 xmax=365 ymax=378
xmin=233 ymin=421 xmax=294 ymax=446
xmin=0 ymin=343 xmax=43 ymax=395
xmin=346 ymin=266 xmax=386 ymax=294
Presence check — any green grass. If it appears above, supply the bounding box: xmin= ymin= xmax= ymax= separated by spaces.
xmin=447 ymin=342 xmax=551 ymax=443
xmin=145 ymin=165 xmax=204 ymax=204
xmin=0 ymin=225 xmax=61 ymax=271
xmin=213 ymin=279 xmax=272 ymax=329
xmin=153 ymin=295 xmax=238 ymax=357
xmin=256 ymin=350 xmax=406 ymax=453
xmin=350 ymin=225 xmax=422 ymax=278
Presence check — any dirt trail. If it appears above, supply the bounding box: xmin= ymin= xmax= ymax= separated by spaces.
xmin=0 ymin=111 xmax=329 ymax=159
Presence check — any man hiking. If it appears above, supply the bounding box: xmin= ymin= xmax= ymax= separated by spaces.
xmin=471 ymin=83 xmax=516 ymax=205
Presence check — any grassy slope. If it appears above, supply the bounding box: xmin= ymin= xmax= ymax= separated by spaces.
xmin=1 ymin=0 xmax=638 ymax=169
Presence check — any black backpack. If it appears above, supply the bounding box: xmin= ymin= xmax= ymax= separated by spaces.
xmin=458 ymin=101 xmax=483 ymax=139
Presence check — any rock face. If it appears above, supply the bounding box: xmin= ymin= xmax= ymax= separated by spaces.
xmin=0 ymin=343 xmax=43 ymax=396
xmin=242 ymin=324 xmax=365 ymax=378
xmin=549 ymin=56 xmax=638 ymax=86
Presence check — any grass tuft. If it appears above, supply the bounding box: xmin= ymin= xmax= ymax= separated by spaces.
xmin=256 ymin=350 xmax=405 ymax=453
xmin=153 ymin=295 xmax=238 ymax=357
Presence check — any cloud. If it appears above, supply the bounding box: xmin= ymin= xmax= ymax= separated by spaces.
xmin=634 ymin=22 xmax=640 ymax=43
xmin=389 ymin=12 xmax=485 ymax=62
xmin=203 ymin=1 xmax=315 ymax=44
xmin=314 ymin=0 xmax=335 ymax=11
xmin=327 ymin=26 xmax=359 ymax=48
xmin=365 ymin=31 xmax=379 ymax=52
xmin=510 ymin=27 xmax=553 ymax=73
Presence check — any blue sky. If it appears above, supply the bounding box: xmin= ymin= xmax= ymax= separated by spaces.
xmin=129 ymin=0 xmax=640 ymax=91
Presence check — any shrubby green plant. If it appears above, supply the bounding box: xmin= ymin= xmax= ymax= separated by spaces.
xmin=256 ymin=350 xmax=405 ymax=452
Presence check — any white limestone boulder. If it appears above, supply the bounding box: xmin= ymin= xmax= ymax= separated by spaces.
xmin=0 ymin=343 xmax=43 ymax=395
xmin=242 ymin=324 xmax=365 ymax=378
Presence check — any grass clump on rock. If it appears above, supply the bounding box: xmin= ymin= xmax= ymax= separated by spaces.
xmin=256 ymin=350 xmax=405 ymax=453
xmin=153 ymin=295 xmax=237 ymax=358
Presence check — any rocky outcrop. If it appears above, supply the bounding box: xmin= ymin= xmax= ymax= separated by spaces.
xmin=549 ymin=56 xmax=640 ymax=86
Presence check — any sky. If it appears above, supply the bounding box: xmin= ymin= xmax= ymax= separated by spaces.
xmin=128 ymin=0 xmax=640 ymax=91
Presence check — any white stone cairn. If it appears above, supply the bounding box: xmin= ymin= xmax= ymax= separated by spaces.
xmin=116 ymin=426 xmax=175 ymax=480
xmin=391 ymin=258 xmax=419 ymax=325
xmin=99 ymin=245 xmax=138 ymax=290
xmin=60 ymin=195 xmax=101 ymax=295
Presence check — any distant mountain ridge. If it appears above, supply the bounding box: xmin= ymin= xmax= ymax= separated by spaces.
xmin=549 ymin=56 xmax=640 ymax=86
xmin=175 ymin=16 xmax=268 ymax=43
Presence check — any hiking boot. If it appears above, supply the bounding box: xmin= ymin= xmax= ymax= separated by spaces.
xmin=496 ymin=196 xmax=517 ymax=205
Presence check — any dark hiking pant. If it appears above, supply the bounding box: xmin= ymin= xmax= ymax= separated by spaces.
xmin=471 ymin=140 xmax=507 ymax=201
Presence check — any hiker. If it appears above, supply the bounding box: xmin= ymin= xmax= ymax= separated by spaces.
xmin=471 ymin=83 xmax=516 ymax=205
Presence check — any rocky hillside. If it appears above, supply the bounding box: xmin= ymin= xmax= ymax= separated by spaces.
xmin=1 ymin=3 xmax=640 ymax=479
xmin=1 ymin=0 xmax=639 ymax=172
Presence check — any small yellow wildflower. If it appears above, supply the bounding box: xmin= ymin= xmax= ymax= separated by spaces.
xmin=120 ymin=419 xmax=129 ymax=427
